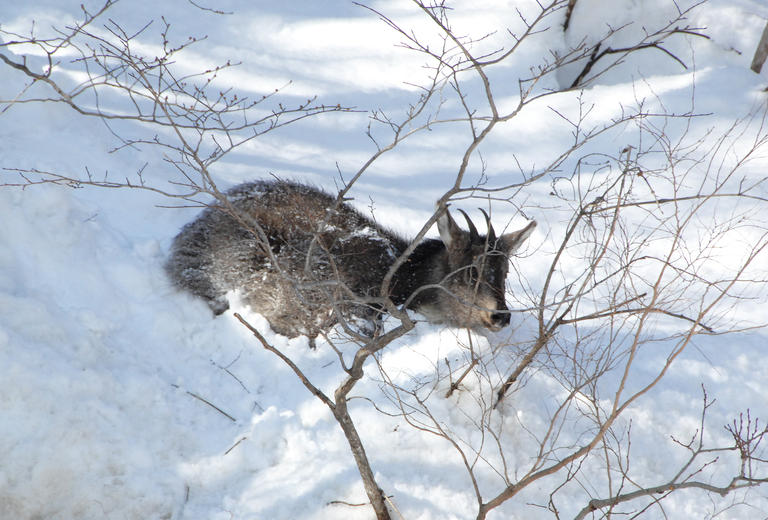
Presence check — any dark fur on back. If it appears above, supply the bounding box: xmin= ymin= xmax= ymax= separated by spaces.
xmin=166 ymin=179 xmax=535 ymax=340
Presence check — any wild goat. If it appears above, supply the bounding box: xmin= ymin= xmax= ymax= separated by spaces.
xmin=166 ymin=179 xmax=535 ymax=341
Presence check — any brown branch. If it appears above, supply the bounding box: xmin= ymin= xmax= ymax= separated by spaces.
xmin=445 ymin=354 xmax=479 ymax=398
xmin=575 ymin=477 xmax=768 ymax=520
xmin=174 ymin=386 xmax=236 ymax=422
xmin=751 ymin=21 xmax=768 ymax=73
xmin=234 ymin=313 xmax=334 ymax=408
xmin=556 ymin=302 xmax=715 ymax=333
xmin=563 ymin=0 xmax=578 ymax=31
xmin=234 ymin=313 xmax=397 ymax=520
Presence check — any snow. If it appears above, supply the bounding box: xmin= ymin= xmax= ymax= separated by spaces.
xmin=2 ymin=1 xmax=768 ymax=519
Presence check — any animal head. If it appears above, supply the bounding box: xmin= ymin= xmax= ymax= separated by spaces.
xmin=435 ymin=207 xmax=536 ymax=331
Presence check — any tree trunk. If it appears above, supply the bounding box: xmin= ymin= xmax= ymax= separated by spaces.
xmin=563 ymin=0 xmax=578 ymax=31
xmin=333 ymin=400 xmax=391 ymax=520
xmin=751 ymin=21 xmax=768 ymax=73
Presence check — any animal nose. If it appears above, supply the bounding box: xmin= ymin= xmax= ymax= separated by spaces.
xmin=490 ymin=311 xmax=510 ymax=328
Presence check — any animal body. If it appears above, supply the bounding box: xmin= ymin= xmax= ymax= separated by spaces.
xmin=166 ymin=179 xmax=535 ymax=340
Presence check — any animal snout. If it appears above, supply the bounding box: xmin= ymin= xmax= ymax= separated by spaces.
xmin=489 ymin=311 xmax=510 ymax=329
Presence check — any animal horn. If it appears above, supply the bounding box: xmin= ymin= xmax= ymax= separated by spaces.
xmin=457 ymin=209 xmax=479 ymax=242
xmin=478 ymin=208 xmax=496 ymax=243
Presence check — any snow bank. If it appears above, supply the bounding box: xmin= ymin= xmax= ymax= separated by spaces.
xmin=2 ymin=0 xmax=768 ymax=519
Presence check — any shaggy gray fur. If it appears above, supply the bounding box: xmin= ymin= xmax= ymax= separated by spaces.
xmin=166 ymin=179 xmax=535 ymax=340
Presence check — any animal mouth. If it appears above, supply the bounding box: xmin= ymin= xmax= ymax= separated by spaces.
xmin=484 ymin=311 xmax=510 ymax=331
xmin=481 ymin=318 xmax=502 ymax=332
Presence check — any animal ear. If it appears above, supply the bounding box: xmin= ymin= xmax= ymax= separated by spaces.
xmin=500 ymin=220 xmax=536 ymax=254
xmin=437 ymin=208 xmax=466 ymax=249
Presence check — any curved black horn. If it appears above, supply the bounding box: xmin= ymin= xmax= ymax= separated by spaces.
xmin=457 ymin=209 xmax=479 ymax=242
xmin=478 ymin=208 xmax=496 ymax=243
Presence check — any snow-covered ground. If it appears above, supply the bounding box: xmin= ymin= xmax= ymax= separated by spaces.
xmin=2 ymin=1 xmax=768 ymax=519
